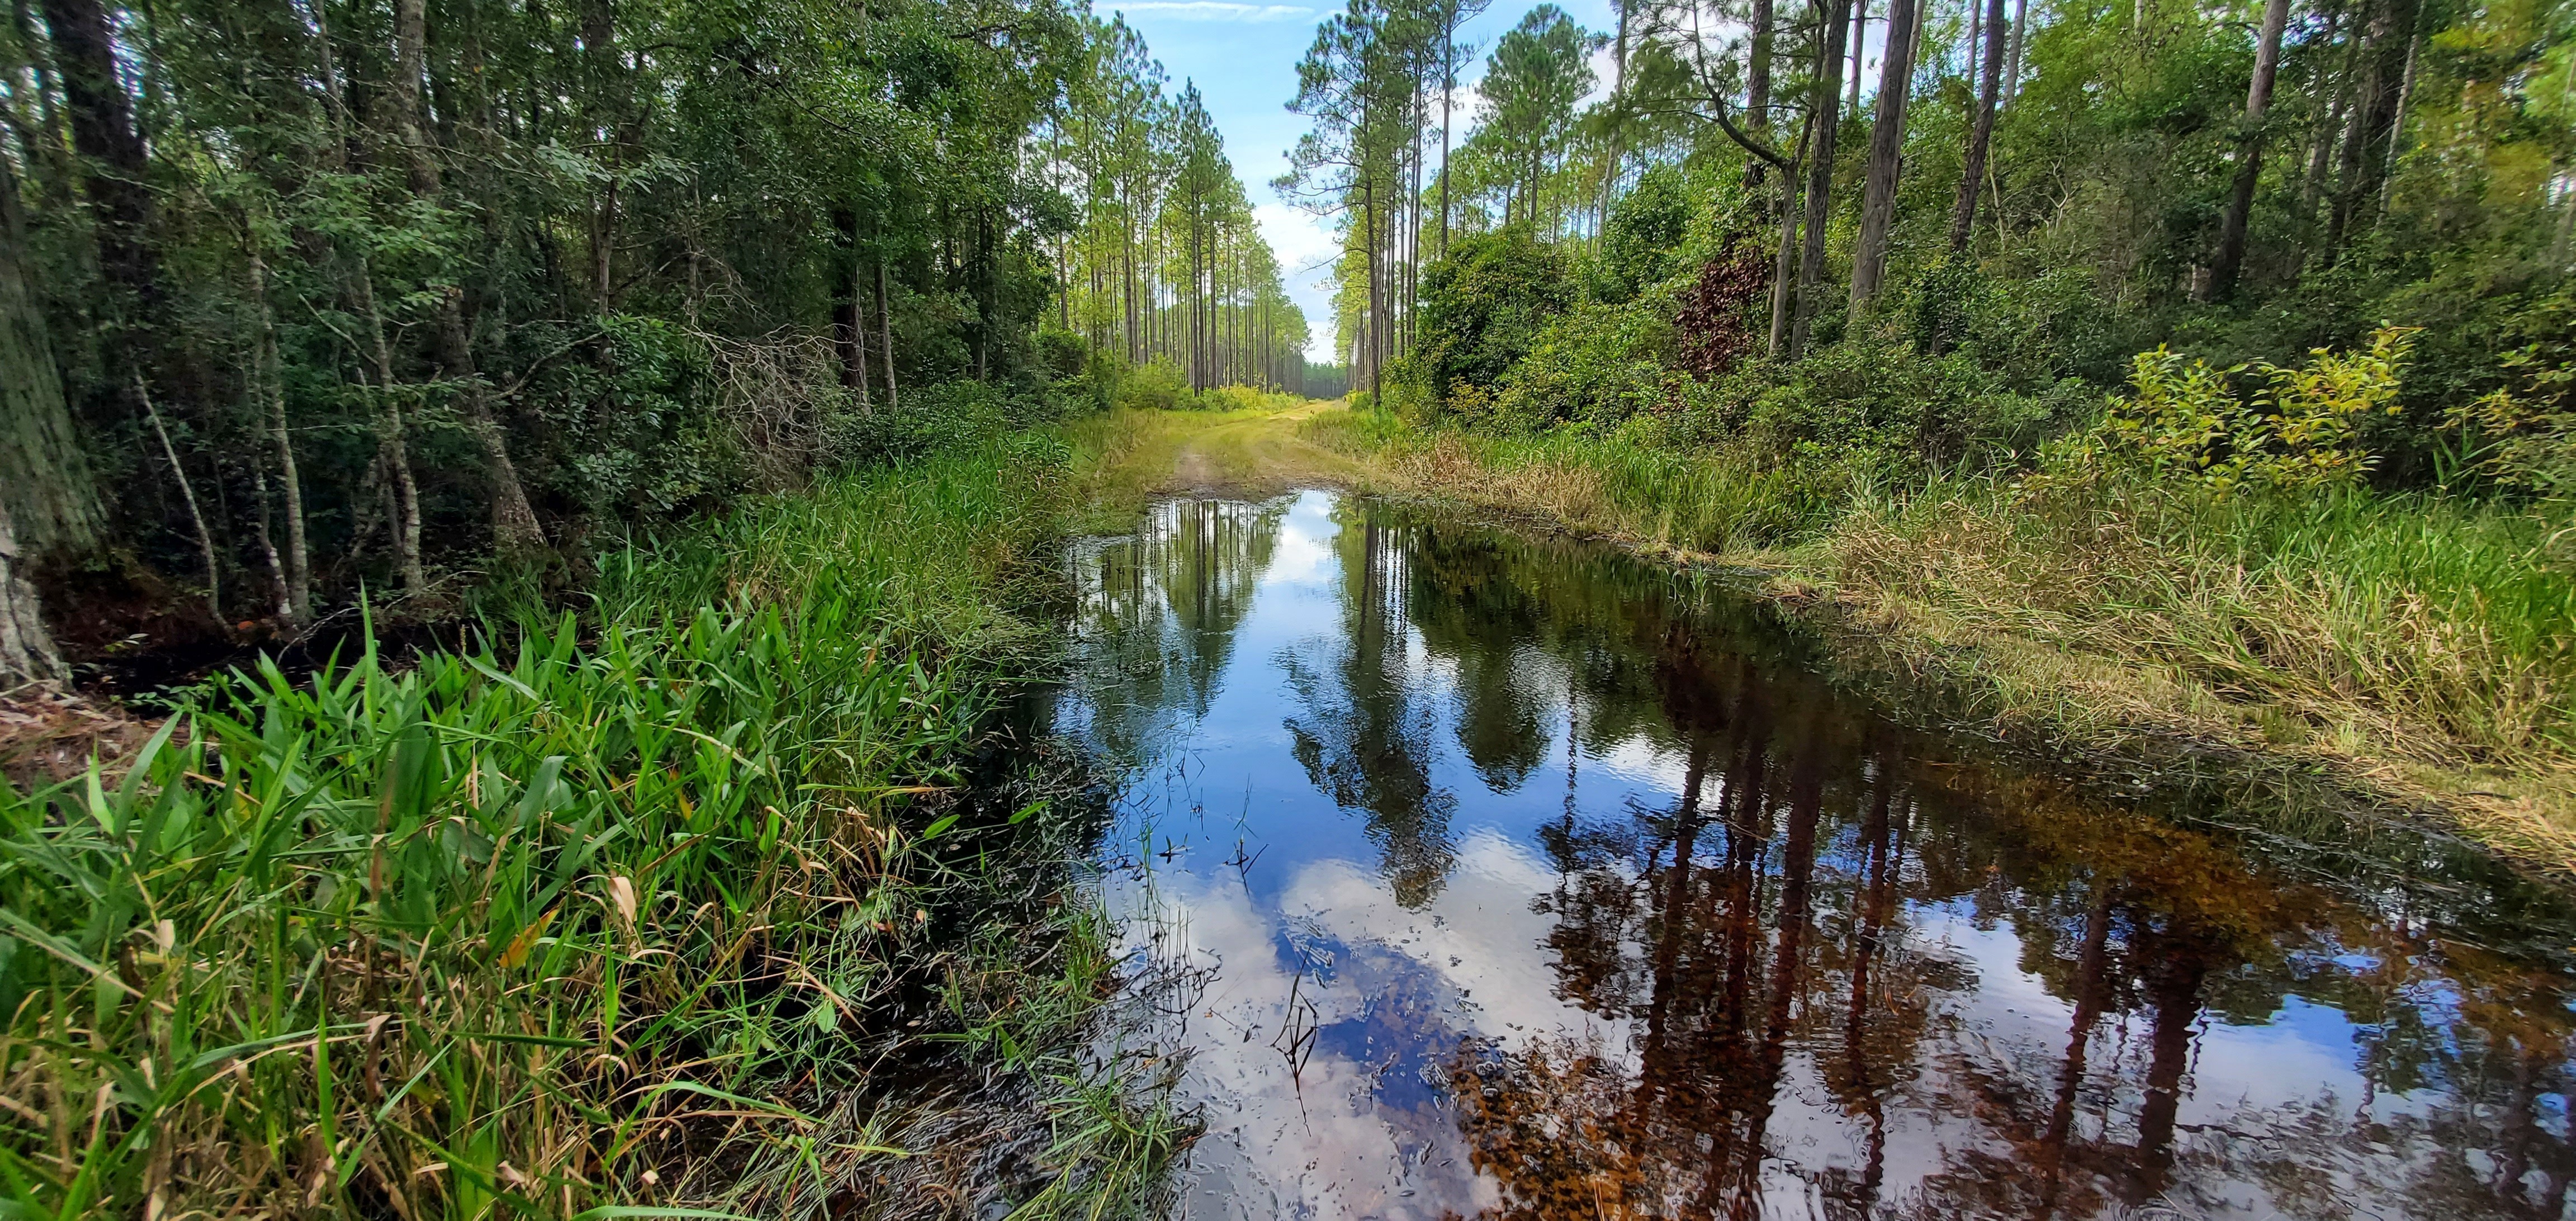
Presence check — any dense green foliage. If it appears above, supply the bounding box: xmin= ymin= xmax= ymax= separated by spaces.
xmin=1285 ymin=0 xmax=2576 ymax=827
xmin=1291 ymin=0 xmax=2573 ymax=495
xmin=0 ymin=434 xmax=1184 ymax=1219
xmin=0 ymin=0 xmax=1315 ymax=662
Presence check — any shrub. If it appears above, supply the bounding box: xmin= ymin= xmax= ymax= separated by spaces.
xmin=1677 ymin=339 xmax=2083 ymax=481
xmin=2032 ymin=326 xmax=2419 ymax=494
xmin=2446 ymin=289 xmax=2576 ymax=496
xmin=1596 ymin=164 xmax=1693 ymax=302
xmin=1115 ymin=359 xmax=1197 ymax=411
xmin=1415 ymin=226 xmax=1575 ymax=411
xmin=827 ymin=378 xmax=1064 ymax=464
xmin=1202 ymin=384 xmax=1302 ymax=413
xmin=1491 ymin=295 xmax=1682 ymax=429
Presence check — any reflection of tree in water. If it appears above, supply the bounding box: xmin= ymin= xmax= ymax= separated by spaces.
xmin=1404 ymin=529 xmax=1554 ymax=793
xmin=1395 ymin=505 xmax=2576 ymax=1220
xmin=1280 ymin=508 xmax=1459 ymax=907
xmin=1066 ymin=498 xmax=1287 ymax=764
xmin=1074 ymin=496 xmax=2576 ymax=1217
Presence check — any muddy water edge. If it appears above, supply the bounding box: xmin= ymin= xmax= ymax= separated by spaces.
xmin=1044 ymin=490 xmax=2576 ymax=1220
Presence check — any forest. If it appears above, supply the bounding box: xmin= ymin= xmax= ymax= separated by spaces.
xmin=0 ymin=0 xmax=2573 ymax=1210
xmin=0 ymin=0 xmax=1324 ymax=671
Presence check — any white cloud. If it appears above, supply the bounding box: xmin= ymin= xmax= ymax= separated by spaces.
xmin=1251 ymin=200 xmax=1346 ymax=361
xmin=1113 ymin=1 xmax=1315 ymax=21
xmin=1252 ymin=201 xmax=1341 ymax=276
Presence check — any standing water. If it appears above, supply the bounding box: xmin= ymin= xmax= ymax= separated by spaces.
xmin=1052 ymin=491 xmax=2576 ymax=1220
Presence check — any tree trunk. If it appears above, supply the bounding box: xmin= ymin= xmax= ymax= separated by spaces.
xmin=1947 ymin=0 xmax=2008 ymax=254
xmin=1790 ymin=0 xmax=1853 ymax=359
xmin=1748 ymin=0 xmax=1775 ymax=134
xmin=39 ymin=0 xmax=155 ymax=310
xmin=1849 ymin=0 xmax=1867 ymax=110
xmin=395 ymin=0 xmax=545 ymax=556
xmin=0 ymin=155 xmax=103 ymax=564
xmin=2297 ymin=3 xmax=2354 ymax=236
xmin=1850 ymin=0 xmax=1921 ymax=307
xmin=877 ymin=252 xmax=899 ymax=409
xmin=307 ymin=0 xmax=425 ymax=594
xmin=835 ymin=208 xmax=865 ymax=389
xmin=2002 ymin=0 xmax=2029 ymax=105
xmin=2210 ymin=0 xmax=2291 ymax=300
xmin=247 ymin=240 xmax=310 ymax=624
xmin=138 ymin=377 xmax=219 ymax=627
xmin=1439 ymin=11 xmax=1455 ymax=260
xmin=9 ymin=0 xmax=77 ymax=215
xmin=0 ymin=495 xmax=62 ymax=685
xmin=2327 ymin=0 xmax=2421 ymax=255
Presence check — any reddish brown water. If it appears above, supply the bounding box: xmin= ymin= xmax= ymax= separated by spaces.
xmin=1055 ymin=491 xmax=2576 ymax=1220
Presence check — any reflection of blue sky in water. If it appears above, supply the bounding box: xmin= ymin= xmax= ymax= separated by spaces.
xmin=1056 ymin=490 xmax=2576 ymax=1220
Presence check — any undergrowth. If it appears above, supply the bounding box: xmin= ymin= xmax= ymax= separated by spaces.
xmin=0 ymin=432 xmax=1183 ymax=1220
xmin=1304 ymin=403 xmax=2576 ymax=868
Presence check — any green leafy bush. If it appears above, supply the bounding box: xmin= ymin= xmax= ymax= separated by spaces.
xmin=1490 ymin=295 xmax=1683 ymax=429
xmin=1595 ymin=164 xmax=1693 ymax=303
xmin=1202 ymin=384 xmax=1303 ymax=413
xmin=1116 ymin=359 xmax=1198 ymax=411
xmin=1415 ymin=226 xmax=1576 ymax=413
xmin=828 ymin=379 xmax=1066 ymax=464
xmin=2032 ymin=326 xmax=2418 ymax=493
xmin=1677 ymin=339 xmax=2084 ymax=481
xmin=2446 ymin=289 xmax=2576 ymax=496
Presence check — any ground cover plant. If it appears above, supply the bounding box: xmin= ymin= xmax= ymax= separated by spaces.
xmin=0 ymin=430 xmax=1188 ymax=1219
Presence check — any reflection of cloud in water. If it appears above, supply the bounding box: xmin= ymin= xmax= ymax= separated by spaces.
xmin=1072 ymin=493 xmax=2576 ymax=1221
xmin=1593 ymin=733 xmax=1698 ymax=792
xmin=1259 ymin=491 xmax=1341 ymax=586
xmin=1119 ymin=833 xmax=1622 ymax=1220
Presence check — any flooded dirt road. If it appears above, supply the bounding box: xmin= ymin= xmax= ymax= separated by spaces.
xmin=1052 ymin=490 xmax=2576 ymax=1220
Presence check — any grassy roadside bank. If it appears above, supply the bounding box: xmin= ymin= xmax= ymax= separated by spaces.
xmin=1052 ymin=400 xmax=2576 ymax=877
xmin=0 ymin=430 xmax=1180 ymax=1220
xmin=1293 ymin=407 xmax=2576 ymax=874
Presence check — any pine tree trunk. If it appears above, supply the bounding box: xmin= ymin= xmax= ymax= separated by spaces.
xmin=2210 ymin=0 xmax=2291 ymax=300
xmin=1769 ymin=113 xmax=1813 ymax=356
xmin=1849 ymin=0 xmax=1867 ymax=110
xmin=1850 ymin=0 xmax=1921 ymax=307
xmin=2002 ymin=0 xmax=2029 ymax=105
xmin=1947 ymin=0 xmax=2009 ymax=254
xmin=1790 ymin=0 xmax=1853 ymax=359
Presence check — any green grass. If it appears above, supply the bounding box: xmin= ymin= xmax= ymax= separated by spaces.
xmin=0 ymin=430 xmax=1177 ymax=1220
xmin=1303 ymin=406 xmax=1861 ymax=555
xmin=1304 ymin=404 xmax=2576 ymax=868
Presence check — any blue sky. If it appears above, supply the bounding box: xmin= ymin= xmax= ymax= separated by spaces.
xmin=1100 ymin=0 xmax=1621 ymax=361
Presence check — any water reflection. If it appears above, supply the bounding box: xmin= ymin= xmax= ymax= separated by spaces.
xmin=1054 ymin=491 xmax=2576 ymax=1221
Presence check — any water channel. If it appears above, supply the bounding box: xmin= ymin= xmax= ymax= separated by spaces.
xmin=1050 ymin=489 xmax=2576 ymax=1220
